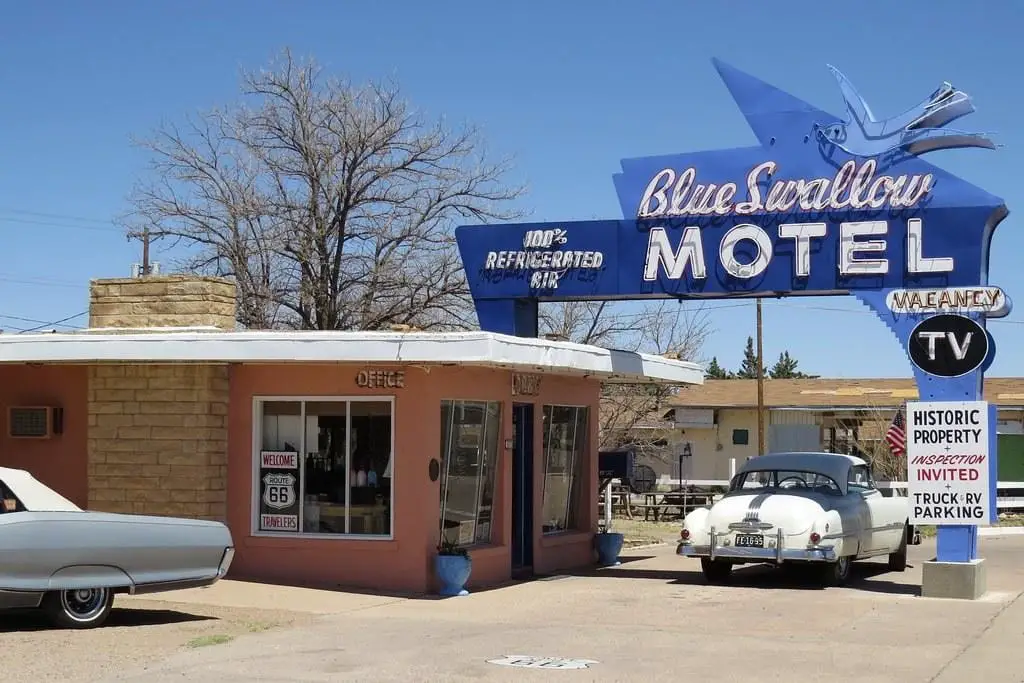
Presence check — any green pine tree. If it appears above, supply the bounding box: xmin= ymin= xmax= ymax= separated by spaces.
xmin=736 ymin=336 xmax=760 ymax=379
xmin=768 ymin=350 xmax=818 ymax=379
xmin=705 ymin=357 xmax=733 ymax=379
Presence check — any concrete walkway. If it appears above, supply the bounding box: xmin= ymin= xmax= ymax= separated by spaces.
xmin=120 ymin=579 xmax=407 ymax=615
xmin=104 ymin=537 xmax=1024 ymax=682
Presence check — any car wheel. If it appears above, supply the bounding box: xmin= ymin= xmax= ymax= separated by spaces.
xmin=821 ymin=556 xmax=852 ymax=586
xmin=700 ymin=558 xmax=732 ymax=583
xmin=888 ymin=524 xmax=909 ymax=572
xmin=42 ymin=588 xmax=114 ymax=629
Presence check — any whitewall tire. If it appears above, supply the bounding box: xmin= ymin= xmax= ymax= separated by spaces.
xmin=42 ymin=588 xmax=114 ymax=629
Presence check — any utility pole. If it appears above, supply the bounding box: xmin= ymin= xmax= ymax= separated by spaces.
xmin=127 ymin=226 xmax=151 ymax=277
xmin=756 ymin=297 xmax=766 ymax=455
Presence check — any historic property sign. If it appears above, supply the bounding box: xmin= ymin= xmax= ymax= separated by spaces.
xmin=455 ymin=58 xmax=1009 ymax=595
xmin=907 ymin=401 xmax=995 ymax=525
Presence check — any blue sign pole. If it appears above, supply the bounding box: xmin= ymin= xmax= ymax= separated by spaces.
xmin=856 ymin=291 xmax=1000 ymax=563
xmin=456 ymin=58 xmax=1009 ymax=596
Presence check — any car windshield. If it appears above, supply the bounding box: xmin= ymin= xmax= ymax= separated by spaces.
xmin=729 ymin=469 xmax=841 ymax=495
xmin=0 ymin=470 xmax=80 ymax=512
xmin=0 ymin=480 xmax=26 ymax=513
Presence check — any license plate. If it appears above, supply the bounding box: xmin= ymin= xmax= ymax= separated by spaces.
xmin=735 ymin=534 xmax=763 ymax=548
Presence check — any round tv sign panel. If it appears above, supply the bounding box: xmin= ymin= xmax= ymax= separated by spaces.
xmin=908 ymin=314 xmax=989 ymax=378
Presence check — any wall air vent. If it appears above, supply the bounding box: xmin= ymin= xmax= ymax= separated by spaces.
xmin=7 ymin=406 xmax=63 ymax=439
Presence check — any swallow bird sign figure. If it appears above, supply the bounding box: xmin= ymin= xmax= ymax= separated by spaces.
xmin=815 ymin=66 xmax=997 ymax=158
xmin=455 ymin=59 xmax=1008 ymax=598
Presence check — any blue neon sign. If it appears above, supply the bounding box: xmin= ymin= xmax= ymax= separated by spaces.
xmin=455 ymin=59 xmax=1011 ymax=572
xmin=457 ymin=60 xmax=1006 ymax=322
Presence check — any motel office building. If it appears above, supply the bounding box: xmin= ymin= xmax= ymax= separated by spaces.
xmin=0 ymin=276 xmax=700 ymax=593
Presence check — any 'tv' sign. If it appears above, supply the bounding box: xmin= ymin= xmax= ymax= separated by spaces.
xmin=908 ymin=312 xmax=990 ymax=378
xmin=919 ymin=330 xmax=973 ymax=361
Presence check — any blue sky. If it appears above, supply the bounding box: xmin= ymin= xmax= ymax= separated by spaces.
xmin=1 ymin=0 xmax=1022 ymax=378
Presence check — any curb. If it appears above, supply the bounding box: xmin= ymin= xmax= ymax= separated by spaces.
xmin=980 ymin=527 xmax=1024 ymax=536
xmin=622 ymin=541 xmax=670 ymax=551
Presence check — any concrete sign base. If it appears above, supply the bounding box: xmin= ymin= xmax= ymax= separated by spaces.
xmin=922 ymin=558 xmax=987 ymax=600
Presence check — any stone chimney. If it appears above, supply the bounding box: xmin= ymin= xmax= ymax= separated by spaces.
xmin=88 ymin=275 xmax=237 ymax=330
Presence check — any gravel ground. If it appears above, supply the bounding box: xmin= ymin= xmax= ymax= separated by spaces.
xmin=0 ymin=595 xmax=315 ymax=682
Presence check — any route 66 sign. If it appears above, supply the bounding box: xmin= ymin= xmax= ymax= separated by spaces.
xmin=262 ymin=472 xmax=296 ymax=510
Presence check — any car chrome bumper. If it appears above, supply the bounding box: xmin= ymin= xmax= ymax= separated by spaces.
xmin=676 ymin=526 xmax=837 ymax=563
xmin=217 ymin=547 xmax=235 ymax=578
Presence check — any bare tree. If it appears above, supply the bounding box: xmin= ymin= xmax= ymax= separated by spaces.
xmin=539 ymin=300 xmax=714 ymax=461
xmin=121 ymin=48 xmax=524 ymax=330
xmin=826 ymin=401 xmax=907 ymax=483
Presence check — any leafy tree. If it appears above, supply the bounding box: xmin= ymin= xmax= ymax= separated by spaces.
xmin=705 ymin=356 xmax=733 ymax=379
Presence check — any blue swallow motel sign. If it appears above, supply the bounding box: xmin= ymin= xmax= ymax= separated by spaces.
xmin=456 ymin=59 xmax=1008 ymax=595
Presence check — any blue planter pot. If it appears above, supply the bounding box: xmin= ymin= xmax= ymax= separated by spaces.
xmin=434 ymin=554 xmax=472 ymax=596
xmin=595 ymin=532 xmax=624 ymax=566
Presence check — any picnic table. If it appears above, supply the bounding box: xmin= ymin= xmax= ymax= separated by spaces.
xmin=637 ymin=488 xmax=716 ymax=522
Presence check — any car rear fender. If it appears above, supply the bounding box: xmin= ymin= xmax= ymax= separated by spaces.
xmin=47 ymin=565 xmax=136 ymax=593
xmin=682 ymin=507 xmax=712 ymax=544
xmin=814 ymin=509 xmax=850 ymax=555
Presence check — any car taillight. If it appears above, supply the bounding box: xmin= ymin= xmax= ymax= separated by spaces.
xmin=809 ymin=532 xmax=821 ymax=545
xmin=680 ymin=528 xmax=690 ymax=540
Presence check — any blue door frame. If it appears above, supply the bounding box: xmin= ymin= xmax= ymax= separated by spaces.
xmin=511 ymin=403 xmax=534 ymax=574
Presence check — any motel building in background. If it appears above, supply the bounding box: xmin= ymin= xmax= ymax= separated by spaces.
xmin=651 ymin=378 xmax=1024 ymax=484
xmin=0 ymin=275 xmax=702 ymax=594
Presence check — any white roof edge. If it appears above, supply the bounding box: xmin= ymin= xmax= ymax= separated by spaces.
xmin=0 ymin=329 xmax=705 ymax=386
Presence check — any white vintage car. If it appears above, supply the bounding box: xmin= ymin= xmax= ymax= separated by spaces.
xmin=677 ymin=452 xmax=921 ymax=585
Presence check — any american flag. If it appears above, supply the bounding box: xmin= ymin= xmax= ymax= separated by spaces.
xmin=885 ymin=407 xmax=907 ymax=457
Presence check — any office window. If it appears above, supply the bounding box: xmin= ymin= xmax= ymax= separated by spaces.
xmin=541 ymin=405 xmax=588 ymax=534
xmin=732 ymin=429 xmax=749 ymax=446
xmin=439 ymin=400 xmax=501 ymax=547
xmin=255 ymin=398 xmax=393 ymax=537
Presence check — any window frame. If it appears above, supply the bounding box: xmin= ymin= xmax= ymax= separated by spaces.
xmin=251 ymin=395 xmax=396 ymax=541
xmin=0 ymin=478 xmax=25 ymax=513
xmin=540 ymin=403 xmax=589 ymax=536
xmin=438 ymin=398 xmax=503 ymax=549
xmin=729 ymin=469 xmax=843 ymax=496
xmin=847 ymin=463 xmax=876 ymax=493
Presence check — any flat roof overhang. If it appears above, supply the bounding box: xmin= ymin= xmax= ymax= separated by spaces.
xmin=0 ymin=327 xmax=705 ymax=387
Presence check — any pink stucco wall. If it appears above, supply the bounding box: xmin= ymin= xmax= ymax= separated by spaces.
xmin=0 ymin=364 xmax=88 ymax=507
xmin=0 ymin=359 xmax=602 ymax=595
xmin=227 ymin=362 xmax=600 ymax=594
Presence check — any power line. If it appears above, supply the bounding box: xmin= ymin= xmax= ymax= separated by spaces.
xmin=758 ymin=298 xmax=1024 ymax=325
xmin=0 ymin=207 xmax=116 ymax=226
xmin=0 ymin=274 xmax=86 ymax=289
xmin=0 ymin=216 xmax=122 ymax=233
xmin=13 ymin=311 xmax=88 ymax=334
xmin=0 ymin=313 xmax=83 ymax=329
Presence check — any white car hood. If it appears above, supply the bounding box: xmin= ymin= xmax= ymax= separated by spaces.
xmin=708 ymin=490 xmax=831 ymax=536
